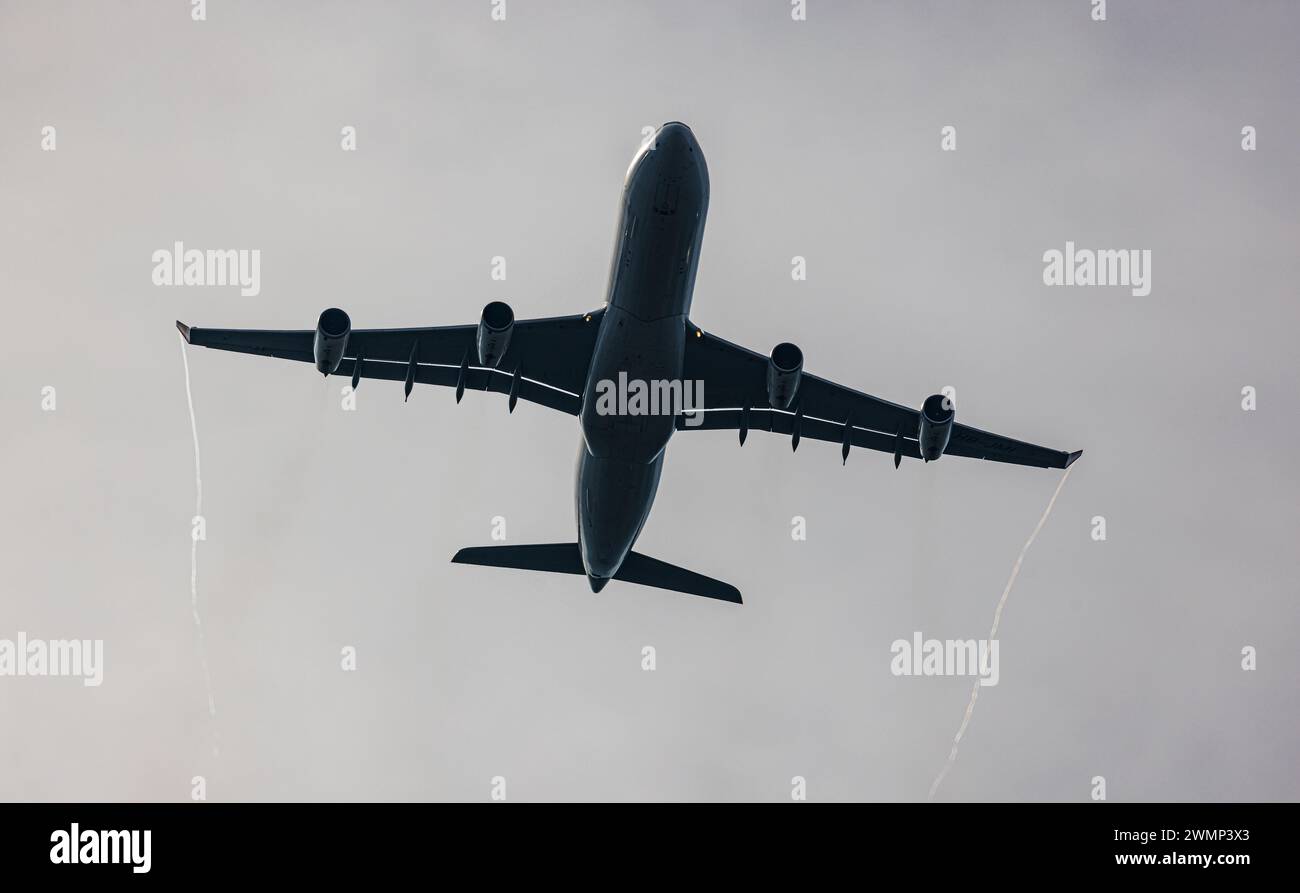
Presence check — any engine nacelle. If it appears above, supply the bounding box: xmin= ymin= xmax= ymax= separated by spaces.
xmin=918 ymin=393 xmax=955 ymax=461
xmin=767 ymin=342 xmax=803 ymax=409
xmin=477 ymin=301 xmax=514 ymax=368
xmin=313 ymin=308 xmax=351 ymax=375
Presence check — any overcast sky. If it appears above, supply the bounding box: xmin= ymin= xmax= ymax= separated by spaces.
xmin=1 ymin=0 xmax=1297 ymax=801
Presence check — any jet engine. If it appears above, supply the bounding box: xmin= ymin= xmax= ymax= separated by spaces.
xmin=767 ymin=342 xmax=803 ymax=409
xmin=917 ymin=393 xmax=955 ymax=461
xmin=313 ymin=308 xmax=351 ymax=375
xmin=477 ymin=301 xmax=514 ymax=368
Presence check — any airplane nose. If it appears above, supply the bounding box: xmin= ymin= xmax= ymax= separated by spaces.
xmin=657 ymin=121 xmax=696 ymax=151
xmin=587 ymin=575 xmax=609 ymax=593
xmin=623 ymin=121 xmax=705 ymax=190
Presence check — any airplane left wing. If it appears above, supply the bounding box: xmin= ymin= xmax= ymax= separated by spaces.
xmin=679 ymin=327 xmax=1080 ymax=470
xmin=177 ymin=308 xmax=605 ymax=415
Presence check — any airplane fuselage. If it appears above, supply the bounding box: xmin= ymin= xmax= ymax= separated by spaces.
xmin=575 ymin=123 xmax=709 ymax=587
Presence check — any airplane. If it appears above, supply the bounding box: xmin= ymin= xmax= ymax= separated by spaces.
xmin=177 ymin=121 xmax=1080 ymax=605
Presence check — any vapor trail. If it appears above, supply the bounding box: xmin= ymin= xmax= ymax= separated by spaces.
xmin=180 ymin=338 xmax=219 ymax=753
xmin=927 ymin=467 xmax=1073 ymax=801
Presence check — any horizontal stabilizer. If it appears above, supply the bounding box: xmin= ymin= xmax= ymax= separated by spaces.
xmin=450 ymin=543 xmax=741 ymax=604
xmin=452 ymin=543 xmax=584 ymax=575
xmin=615 ymin=551 xmax=741 ymax=603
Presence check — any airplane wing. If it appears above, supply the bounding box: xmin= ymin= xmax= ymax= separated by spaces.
xmin=678 ymin=327 xmax=1080 ymax=469
xmin=176 ymin=309 xmax=605 ymax=415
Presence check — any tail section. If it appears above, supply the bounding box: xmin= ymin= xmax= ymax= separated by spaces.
xmin=450 ymin=543 xmax=742 ymax=604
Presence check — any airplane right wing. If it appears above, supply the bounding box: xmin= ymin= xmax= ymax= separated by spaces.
xmin=178 ymin=307 xmax=606 ymax=415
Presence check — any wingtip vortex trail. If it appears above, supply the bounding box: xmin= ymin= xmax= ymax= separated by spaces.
xmin=180 ymin=339 xmax=219 ymax=755
xmin=927 ymin=466 xmax=1074 ymax=801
